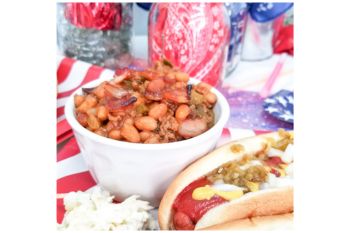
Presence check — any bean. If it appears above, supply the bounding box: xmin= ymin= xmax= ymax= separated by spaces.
xmin=121 ymin=124 xmax=141 ymax=143
xmin=164 ymin=72 xmax=176 ymax=84
xmin=175 ymin=71 xmax=190 ymax=82
xmin=76 ymin=100 xmax=89 ymax=113
xmin=175 ymin=104 xmax=191 ymax=121
xmin=108 ymin=129 xmax=121 ymax=140
xmin=140 ymin=131 xmax=152 ymax=142
xmin=148 ymin=103 xmax=168 ymax=119
xmin=205 ymin=92 xmax=217 ymax=105
xmin=106 ymin=120 xmax=118 ymax=132
xmin=135 ymin=116 xmax=158 ymax=131
xmin=97 ymin=106 xmax=108 ymax=121
xmin=195 ymin=82 xmax=212 ymax=94
xmin=93 ymin=82 xmax=106 ymax=99
xmin=175 ymin=82 xmax=186 ymax=89
xmin=178 ymin=118 xmax=208 ymax=139
xmin=76 ymin=112 xmax=88 ymax=127
xmin=124 ymin=117 xmax=134 ymax=126
xmin=133 ymin=92 xmax=145 ymax=106
xmin=86 ymin=107 xmax=97 ymax=116
xmin=85 ymin=95 xmax=98 ymax=107
xmin=147 ymin=79 xmax=165 ymax=92
xmin=87 ymin=114 xmax=101 ymax=130
xmin=144 ymin=135 xmax=160 ymax=144
xmin=74 ymin=95 xmax=85 ymax=107
xmin=95 ymin=128 xmax=107 ymax=137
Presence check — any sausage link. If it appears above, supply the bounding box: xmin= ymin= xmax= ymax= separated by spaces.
xmin=173 ymin=211 xmax=195 ymax=230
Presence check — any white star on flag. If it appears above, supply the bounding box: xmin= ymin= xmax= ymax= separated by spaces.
xmin=281 ymin=114 xmax=294 ymax=121
xmin=265 ymin=106 xmax=279 ymax=113
xmin=276 ymin=96 xmax=288 ymax=107
xmin=287 ymin=95 xmax=294 ymax=104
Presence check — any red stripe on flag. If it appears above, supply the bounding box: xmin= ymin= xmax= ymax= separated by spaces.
xmin=57 ymin=57 xmax=76 ymax=85
xmin=57 ymin=137 xmax=80 ymax=162
xmin=57 ymin=171 xmax=96 ymax=223
xmin=57 ymin=106 xmax=65 ymax=119
xmin=57 ymin=64 xmax=105 ymax=99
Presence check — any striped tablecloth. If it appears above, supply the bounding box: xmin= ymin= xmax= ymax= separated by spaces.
xmin=56 ymin=55 xmax=292 ymax=223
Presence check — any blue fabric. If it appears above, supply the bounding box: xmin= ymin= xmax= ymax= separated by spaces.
xmin=225 ymin=3 xmax=248 ymax=61
xmin=136 ymin=3 xmax=152 ymax=11
xmin=263 ymin=90 xmax=294 ymax=124
xmin=248 ymin=3 xmax=293 ymax=22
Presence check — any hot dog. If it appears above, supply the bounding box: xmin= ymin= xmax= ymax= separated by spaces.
xmin=158 ymin=130 xmax=294 ymax=230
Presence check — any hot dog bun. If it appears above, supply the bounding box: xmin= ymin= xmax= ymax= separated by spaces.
xmin=202 ymin=213 xmax=293 ymax=230
xmin=158 ymin=132 xmax=293 ymax=230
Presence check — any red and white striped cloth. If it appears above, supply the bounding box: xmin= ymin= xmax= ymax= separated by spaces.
xmin=56 ymin=56 xmax=271 ymax=223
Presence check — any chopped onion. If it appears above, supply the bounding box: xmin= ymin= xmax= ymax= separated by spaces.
xmin=211 ymin=183 xmax=243 ymax=192
xmin=267 ymin=147 xmax=284 ymax=157
xmin=281 ymin=144 xmax=294 ymax=163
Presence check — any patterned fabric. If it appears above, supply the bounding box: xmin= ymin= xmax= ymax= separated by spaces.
xmin=248 ymin=3 xmax=293 ymax=22
xmin=263 ymin=89 xmax=294 ymax=123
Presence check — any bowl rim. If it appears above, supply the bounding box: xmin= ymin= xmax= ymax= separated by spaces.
xmin=64 ymin=77 xmax=230 ymax=151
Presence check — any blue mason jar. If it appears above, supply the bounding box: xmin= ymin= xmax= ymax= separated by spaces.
xmin=224 ymin=3 xmax=248 ymax=76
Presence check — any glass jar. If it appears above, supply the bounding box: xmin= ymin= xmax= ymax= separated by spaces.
xmin=148 ymin=3 xmax=230 ymax=87
xmin=224 ymin=3 xmax=248 ymax=76
xmin=241 ymin=3 xmax=293 ymax=61
xmin=57 ymin=3 xmax=133 ymax=70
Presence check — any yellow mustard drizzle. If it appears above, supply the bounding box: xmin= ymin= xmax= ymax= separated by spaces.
xmin=192 ymin=185 xmax=244 ymax=201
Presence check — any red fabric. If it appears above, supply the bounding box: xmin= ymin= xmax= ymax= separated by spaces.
xmin=57 ymin=119 xmax=72 ymax=138
xmin=57 ymin=57 xmax=76 ymax=85
xmin=57 ymin=137 xmax=81 ymax=162
xmin=57 ymin=131 xmax=74 ymax=145
xmin=273 ymin=25 xmax=294 ymax=56
xmin=57 ymin=64 xmax=105 ymax=99
xmin=57 ymin=171 xmax=97 ymax=223
xmin=57 ymin=106 xmax=65 ymax=119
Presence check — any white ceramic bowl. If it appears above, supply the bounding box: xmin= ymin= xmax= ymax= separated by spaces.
xmin=65 ymin=77 xmax=230 ymax=206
